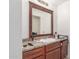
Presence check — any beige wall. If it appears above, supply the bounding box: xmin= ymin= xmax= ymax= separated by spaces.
xmin=10 ymin=0 xmax=22 ymax=59
xmin=57 ymin=1 xmax=70 ymax=38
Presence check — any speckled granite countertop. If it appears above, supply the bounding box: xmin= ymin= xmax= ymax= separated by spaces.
xmin=22 ymin=38 xmax=67 ymax=52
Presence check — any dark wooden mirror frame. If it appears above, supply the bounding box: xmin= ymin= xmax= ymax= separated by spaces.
xmin=29 ymin=2 xmax=53 ymax=38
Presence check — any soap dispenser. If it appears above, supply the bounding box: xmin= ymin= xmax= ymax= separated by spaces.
xmin=54 ymin=32 xmax=58 ymax=39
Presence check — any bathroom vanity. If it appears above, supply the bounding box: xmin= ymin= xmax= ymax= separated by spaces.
xmin=22 ymin=2 xmax=68 ymax=59
xmin=23 ymin=39 xmax=68 ymax=59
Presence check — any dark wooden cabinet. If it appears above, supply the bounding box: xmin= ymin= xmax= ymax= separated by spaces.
xmin=46 ymin=48 xmax=60 ymax=59
xmin=46 ymin=42 xmax=61 ymax=52
xmin=23 ymin=47 xmax=45 ymax=59
xmin=46 ymin=42 xmax=61 ymax=59
xmin=23 ymin=39 xmax=68 ymax=59
xmin=60 ymin=39 xmax=68 ymax=59
xmin=34 ymin=55 xmax=44 ymax=59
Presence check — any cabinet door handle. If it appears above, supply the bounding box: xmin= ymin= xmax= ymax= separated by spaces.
xmin=61 ymin=43 xmax=63 ymax=46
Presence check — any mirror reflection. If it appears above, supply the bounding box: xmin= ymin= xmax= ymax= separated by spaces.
xmin=32 ymin=8 xmax=51 ymax=36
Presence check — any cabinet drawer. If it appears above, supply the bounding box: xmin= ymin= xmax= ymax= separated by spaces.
xmin=46 ymin=42 xmax=61 ymax=52
xmin=34 ymin=55 xmax=45 ymax=59
xmin=23 ymin=47 xmax=44 ymax=58
xmin=46 ymin=48 xmax=60 ymax=59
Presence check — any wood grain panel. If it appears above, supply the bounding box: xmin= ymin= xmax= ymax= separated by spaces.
xmin=46 ymin=48 xmax=60 ymax=59
xmin=23 ymin=47 xmax=45 ymax=59
xmin=46 ymin=42 xmax=61 ymax=52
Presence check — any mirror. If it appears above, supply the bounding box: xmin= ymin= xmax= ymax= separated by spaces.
xmin=32 ymin=8 xmax=51 ymax=35
xmin=29 ymin=2 xmax=53 ymax=37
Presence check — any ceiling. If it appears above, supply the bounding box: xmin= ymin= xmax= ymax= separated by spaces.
xmin=44 ymin=0 xmax=69 ymax=6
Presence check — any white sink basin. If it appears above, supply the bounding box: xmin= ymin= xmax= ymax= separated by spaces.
xmin=35 ymin=38 xmax=56 ymax=43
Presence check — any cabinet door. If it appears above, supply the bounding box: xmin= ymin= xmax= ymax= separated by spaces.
xmin=23 ymin=55 xmax=44 ymax=59
xmin=34 ymin=55 xmax=44 ymax=59
xmin=23 ymin=56 xmax=32 ymax=59
xmin=61 ymin=45 xmax=65 ymax=59
xmin=61 ymin=40 xmax=68 ymax=59
xmin=23 ymin=47 xmax=45 ymax=59
xmin=46 ymin=48 xmax=60 ymax=59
